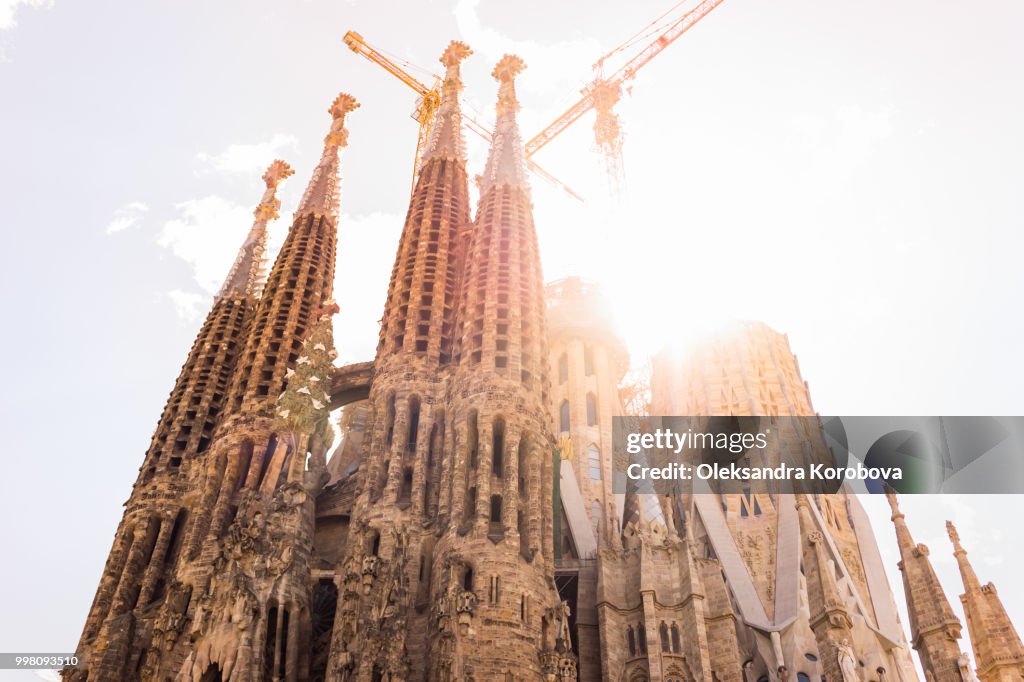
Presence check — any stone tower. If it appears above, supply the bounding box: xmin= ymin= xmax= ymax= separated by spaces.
xmin=885 ymin=491 xmax=967 ymax=681
xmin=947 ymin=521 xmax=1024 ymax=681
xmin=323 ymin=40 xmax=476 ymax=679
xmin=67 ymin=90 xmax=358 ymax=682
xmin=322 ymin=49 xmax=572 ymax=681
xmin=69 ymin=158 xmax=293 ymax=681
xmin=545 ymin=277 xmax=629 ymax=680
xmin=435 ymin=53 xmax=566 ymax=681
xmin=589 ymin=321 xmax=920 ymax=682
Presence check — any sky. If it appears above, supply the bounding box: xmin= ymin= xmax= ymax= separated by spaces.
xmin=0 ymin=0 xmax=1022 ymax=679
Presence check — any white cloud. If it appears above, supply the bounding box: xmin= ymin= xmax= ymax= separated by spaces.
xmin=453 ymin=0 xmax=600 ymax=98
xmin=166 ymin=288 xmax=208 ymax=322
xmin=0 ymin=0 xmax=51 ymax=31
xmin=158 ymin=195 xmax=254 ymax=293
xmin=104 ymin=201 xmax=149 ymax=234
xmin=331 ymin=211 xmax=404 ymax=364
xmin=197 ymin=133 xmax=298 ymax=176
xmin=33 ymin=669 xmax=61 ymax=682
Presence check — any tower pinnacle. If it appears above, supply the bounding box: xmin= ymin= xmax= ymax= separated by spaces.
xmin=886 ymin=491 xmax=967 ymax=679
xmin=493 ymin=53 xmax=525 ymax=115
xmin=947 ymin=520 xmax=1024 ymax=680
xmin=297 ymin=92 xmax=359 ymax=220
xmin=480 ymin=54 xmax=529 ymax=194
xmin=422 ymin=40 xmax=472 ymax=164
xmin=217 ymin=159 xmax=294 ymax=300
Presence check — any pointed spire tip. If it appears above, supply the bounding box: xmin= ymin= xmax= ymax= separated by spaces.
xmin=263 ymin=159 xmax=294 ymax=188
xmin=947 ymin=520 xmax=963 ymax=550
xmin=492 ymin=54 xmax=526 ymax=83
xmin=441 ymin=41 xmax=472 ymax=68
xmin=885 ymin=485 xmax=901 ymax=515
xmin=325 ymin=93 xmax=360 ymax=148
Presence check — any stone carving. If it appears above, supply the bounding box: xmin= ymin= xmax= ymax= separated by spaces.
xmin=455 ymin=589 xmax=477 ymax=614
xmin=154 ymin=581 xmax=191 ymax=650
xmin=553 ymin=601 xmax=572 ymax=651
xmin=183 ymin=575 xmax=257 ymax=682
xmin=225 ymin=508 xmax=265 ymax=561
xmin=957 ymin=653 xmax=977 ymax=681
xmin=267 ymin=538 xmax=295 ymax=576
xmin=361 ymin=554 xmax=380 ymax=594
xmin=557 ymin=655 xmax=578 ymax=680
xmin=837 ymin=639 xmax=859 ymax=682
xmin=456 ymin=590 xmax=477 ymax=635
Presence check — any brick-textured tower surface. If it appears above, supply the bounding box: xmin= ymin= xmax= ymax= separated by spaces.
xmin=324 ymin=41 xmax=476 ymax=680
xmin=68 ymin=159 xmax=293 ymax=681
xmin=66 ymin=91 xmax=358 ymax=682
xmin=592 ymin=321 xmax=920 ymax=682
xmin=325 ymin=50 xmax=573 ymax=682
xmin=183 ymin=93 xmax=358 ymax=572
xmin=436 ymin=52 xmax=568 ymax=681
xmin=884 ymin=491 xmax=968 ymax=681
xmin=947 ymin=521 xmax=1024 ymax=681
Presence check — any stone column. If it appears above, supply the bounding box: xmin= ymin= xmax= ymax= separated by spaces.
xmin=135 ymin=515 xmax=175 ymax=607
xmin=503 ymin=430 xmax=521 ymax=532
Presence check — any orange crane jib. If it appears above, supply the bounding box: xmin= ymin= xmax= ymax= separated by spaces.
xmin=344 ymin=30 xmax=584 ymax=202
xmin=524 ymin=0 xmax=727 ymax=158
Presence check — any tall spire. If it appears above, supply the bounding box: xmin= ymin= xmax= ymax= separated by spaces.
xmin=795 ymin=493 xmax=853 ymax=682
xmin=297 ymin=92 xmax=359 ymax=220
xmin=947 ymin=521 xmax=1024 ymax=681
xmin=480 ymin=54 xmax=529 ymax=194
xmin=217 ymin=159 xmax=294 ymax=300
xmin=421 ymin=40 xmax=471 ymax=164
xmin=885 ymin=490 xmax=967 ymax=679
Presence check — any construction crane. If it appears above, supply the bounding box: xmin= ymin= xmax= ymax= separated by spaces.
xmin=525 ymin=0 xmax=728 ymax=194
xmin=343 ymin=31 xmax=582 ymax=202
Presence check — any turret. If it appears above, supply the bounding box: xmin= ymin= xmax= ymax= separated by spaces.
xmin=948 ymin=521 xmax=1024 ymax=681
xmin=887 ymin=490 xmax=967 ymax=680
xmin=185 ymin=92 xmax=357 ymax=563
xmin=70 ymin=159 xmax=295 ymax=681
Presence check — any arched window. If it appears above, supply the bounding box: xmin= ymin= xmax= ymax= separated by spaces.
xmin=659 ymin=621 xmax=670 ymax=652
xmin=492 ymin=417 xmax=505 ymax=476
xmin=586 ymin=393 xmax=598 ymax=426
xmin=627 ymin=626 xmax=636 ymax=656
xmin=559 ymin=400 xmax=570 ymax=433
xmin=558 ymin=353 xmax=568 ymax=384
xmin=587 ymin=445 xmax=601 ymax=480
xmin=637 ymin=623 xmax=647 ymax=654
xmin=670 ymin=622 xmax=681 ymax=653
xmin=368 ymin=530 xmax=380 ymax=557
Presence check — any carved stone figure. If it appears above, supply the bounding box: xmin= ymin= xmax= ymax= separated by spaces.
xmin=837 ymin=639 xmax=859 ymax=682
xmin=155 ymin=581 xmax=191 ymax=649
xmin=455 ymin=590 xmax=477 ymax=614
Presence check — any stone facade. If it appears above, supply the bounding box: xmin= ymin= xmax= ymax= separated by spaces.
xmin=68 ymin=42 xmax=1023 ymax=682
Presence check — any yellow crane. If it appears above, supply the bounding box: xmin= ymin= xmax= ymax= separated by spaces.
xmin=343 ymin=31 xmax=582 ymax=201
